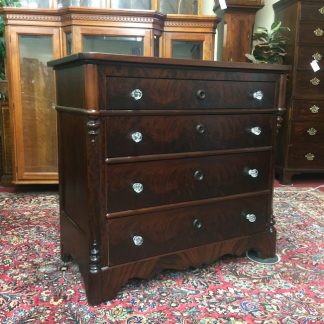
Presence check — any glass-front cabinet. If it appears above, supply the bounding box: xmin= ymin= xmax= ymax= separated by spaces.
xmin=0 ymin=6 xmax=218 ymax=184
xmin=5 ymin=24 xmax=61 ymax=183
xmin=17 ymin=0 xmax=202 ymax=13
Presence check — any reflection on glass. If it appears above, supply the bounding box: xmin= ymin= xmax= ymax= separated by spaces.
xmin=160 ymin=0 xmax=199 ymax=14
xmin=20 ymin=0 xmax=51 ymax=8
xmin=111 ymin=0 xmax=151 ymax=10
xmin=66 ymin=32 xmax=72 ymax=55
xmin=172 ymin=40 xmax=203 ymax=59
xmin=83 ymin=36 xmax=144 ymax=56
xmin=154 ymin=35 xmax=160 ymax=57
xmin=57 ymin=0 xmax=80 ymax=7
xmin=19 ymin=35 xmax=57 ymax=173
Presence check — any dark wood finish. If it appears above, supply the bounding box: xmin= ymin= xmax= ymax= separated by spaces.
xmin=214 ymin=0 xmax=264 ymax=62
xmin=48 ymin=53 xmax=289 ymax=305
xmin=274 ymin=0 xmax=324 ymax=184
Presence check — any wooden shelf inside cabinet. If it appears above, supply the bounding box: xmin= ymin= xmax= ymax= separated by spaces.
xmin=214 ymin=0 xmax=264 ymax=62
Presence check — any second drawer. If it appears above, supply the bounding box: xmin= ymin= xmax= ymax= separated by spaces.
xmin=105 ymin=114 xmax=274 ymax=158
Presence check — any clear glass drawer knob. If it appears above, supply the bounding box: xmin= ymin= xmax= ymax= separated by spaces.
xmin=130 ymin=89 xmax=143 ymax=100
xmin=131 ymin=131 xmax=143 ymax=143
xmin=307 ymin=128 xmax=317 ymax=136
xmin=253 ymin=90 xmax=264 ymax=101
xmin=132 ymin=235 xmax=144 ymax=246
xmin=246 ymin=213 xmax=257 ymax=223
xmin=194 ymin=170 xmax=204 ymax=181
xmin=132 ymin=182 xmax=143 ymax=193
xmin=250 ymin=126 xmax=262 ymax=136
xmin=248 ymin=169 xmax=259 ymax=178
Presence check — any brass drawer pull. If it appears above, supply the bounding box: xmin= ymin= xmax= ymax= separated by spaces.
xmin=307 ymin=128 xmax=317 ymax=136
xmin=247 ymin=168 xmax=259 ymax=178
xmin=310 ymin=77 xmax=320 ymax=86
xmin=252 ymin=90 xmax=264 ymax=101
xmin=250 ymin=126 xmax=262 ymax=136
xmin=314 ymin=28 xmax=324 ymax=37
xmin=305 ymin=153 xmax=315 ymax=161
xmin=131 ymin=131 xmax=143 ymax=143
xmin=312 ymin=52 xmax=322 ymax=61
xmin=309 ymin=105 xmax=320 ymax=114
xmin=245 ymin=213 xmax=256 ymax=223
xmin=196 ymin=124 xmax=205 ymax=134
xmin=320 ymin=6 xmax=324 ymax=15
xmin=193 ymin=218 xmax=203 ymax=230
xmin=193 ymin=170 xmax=204 ymax=181
xmin=132 ymin=182 xmax=144 ymax=193
xmin=196 ymin=89 xmax=206 ymax=100
xmin=132 ymin=235 xmax=144 ymax=246
xmin=130 ymin=88 xmax=143 ymax=101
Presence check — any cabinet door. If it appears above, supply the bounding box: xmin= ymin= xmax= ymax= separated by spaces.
xmin=7 ymin=26 xmax=61 ymax=183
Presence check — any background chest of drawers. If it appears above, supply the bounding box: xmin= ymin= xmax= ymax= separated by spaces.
xmin=49 ymin=53 xmax=288 ymax=305
xmin=274 ymin=0 xmax=324 ymax=184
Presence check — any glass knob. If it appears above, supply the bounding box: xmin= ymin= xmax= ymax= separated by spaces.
xmin=132 ymin=182 xmax=143 ymax=193
xmin=319 ymin=6 xmax=324 ymax=15
xmin=193 ymin=218 xmax=203 ymax=230
xmin=130 ymin=88 xmax=143 ymax=101
xmin=194 ymin=170 xmax=204 ymax=181
xmin=196 ymin=124 xmax=205 ymax=134
xmin=252 ymin=90 xmax=264 ymax=101
xmin=305 ymin=153 xmax=315 ymax=161
xmin=246 ymin=213 xmax=256 ymax=223
xmin=313 ymin=28 xmax=324 ymax=37
xmin=307 ymin=128 xmax=317 ymax=136
xmin=132 ymin=235 xmax=143 ymax=246
xmin=131 ymin=131 xmax=143 ymax=143
xmin=196 ymin=89 xmax=206 ymax=100
xmin=309 ymin=105 xmax=320 ymax=114
xmin=248 ymin=169 xmax=259 ymax=178
xmin=250 ymin=126 xmax=262 ymax=136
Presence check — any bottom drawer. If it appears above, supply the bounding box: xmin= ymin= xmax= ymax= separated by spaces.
xmin=288 ymin=144 xmax=324 ymax=169
xmin=107 ymin=194 xmax=270 ymax=266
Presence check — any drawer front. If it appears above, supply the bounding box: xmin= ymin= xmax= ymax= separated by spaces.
xmin=298 ymin=23 xmax=324 ymax=45
xmin=288 ymin=144 xmax=324 ymax=168
xmin=106 ymin=151 xmax=271 ymax=213
xmin=290 ymin=121 xmax=324 ymax=144
xmin=292 ymin=100 xmax=324 ymax=120
xmin=295 ymin=70 xmax=324 ymax=97
xmin=300 ymin=3 xmax=324 ymax=22
xmin=105 ymin=114 xmax=274 ymax=158
xmin=296 ymin=46 xmax=324 ymax=69
xmin=108 ymin=194 xmax=270 ymax=266
xmin=106 ymin=77 xmax=276 ymax=110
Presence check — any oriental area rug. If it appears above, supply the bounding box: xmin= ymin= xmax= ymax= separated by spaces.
xmin=0 ymin=187 xmax=323 ymax=323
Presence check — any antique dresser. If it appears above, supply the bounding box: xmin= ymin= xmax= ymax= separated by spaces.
xmin=48 ymin=53 xmax=288 ymax=305
xmin=274 ymin=0 xmax=324 ymax=184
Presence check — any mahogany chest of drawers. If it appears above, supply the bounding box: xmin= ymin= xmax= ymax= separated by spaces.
xmin=48 ymin=53 xmax=288 ymax=305
xmin=274 ymin=0 xmax=324 ymax=184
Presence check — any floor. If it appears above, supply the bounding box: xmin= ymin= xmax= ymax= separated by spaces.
xmin=1 ymin=174 xmax=324 ymax=192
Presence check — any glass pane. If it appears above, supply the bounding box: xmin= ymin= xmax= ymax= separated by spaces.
xmin=111 ymin=0 xmax=151 ymax=10
xmin=19 ymin=35 xmax=57 ymax=173
xmin=66 ymin=32 xmax=72 ymax=55
xmin=160 ymin=0 xmax=198 ymax=14
xmin=172 ymin=40 xmax=203 ymax=59
xmin=20 ymin=0 xmax=51 ymax=8
xmin=57 ymin=0 xmax=81 ymax=7
xmin=154 ymin=35 xmax=160 ymax=57
xmin=80 ymin=0 xmax=105 ymax=7
xmin=83 ymin=36 xmax=144 ymax=56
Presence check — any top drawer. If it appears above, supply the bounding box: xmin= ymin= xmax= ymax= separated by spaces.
xmin=300 ymin=3 xmax=324 ymax=22
xmin=106 ymin=77 xmax=276 ymax=110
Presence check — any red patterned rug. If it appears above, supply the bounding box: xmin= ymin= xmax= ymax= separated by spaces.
xmin=0 ymin=188 xmax=323 ymax=323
